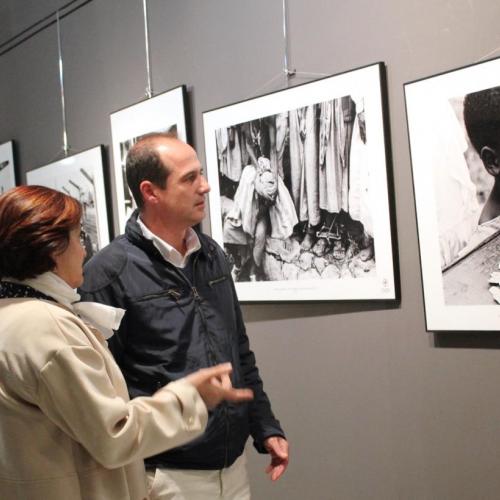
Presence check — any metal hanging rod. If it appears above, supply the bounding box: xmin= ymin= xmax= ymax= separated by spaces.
xmin=142 ymin=0 xmax=153 ymax=98
xmin=246 ymin=0 xmax=297 ymax=99
xmin=282 ymin=0 xmax=295 ymax=78
xmin=56 ymin=10 xmax=69 ymax=157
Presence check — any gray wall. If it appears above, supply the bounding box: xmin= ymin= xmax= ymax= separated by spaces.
xmin=2 ymin=1 xmax=500 ymax=499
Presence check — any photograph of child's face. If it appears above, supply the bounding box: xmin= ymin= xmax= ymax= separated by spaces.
xmin=462 ymin=87 xmax=500 ymax=221
xmin=422 ymin=87 xmax=500 ymax=273
xmin=438 ymin=86 xmax=500 ymax=307
xmin=406 ymin=58 xmax=500 ymax=329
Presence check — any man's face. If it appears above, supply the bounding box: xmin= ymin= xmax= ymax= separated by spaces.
xmin=155 ymin=140 xmax=210 ymax=229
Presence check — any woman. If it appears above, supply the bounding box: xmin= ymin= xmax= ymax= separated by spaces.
xmin=0 ymin=185 xmax=252 ymax=500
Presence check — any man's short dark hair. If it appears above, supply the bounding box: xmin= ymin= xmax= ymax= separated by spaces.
xmin=125 ymin=131 xmax=178 ymax=209
xmin=463 ymin=85 xmax=500 ymax=154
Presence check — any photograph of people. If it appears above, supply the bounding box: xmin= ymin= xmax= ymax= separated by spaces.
xmin=216 ymin=95 xmax=375 ymax=284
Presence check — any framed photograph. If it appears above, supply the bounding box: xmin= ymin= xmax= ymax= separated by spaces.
xmin=405 ymin=56 xmax=500 ymax=331
xmin=203 ymin=62 xmax=397 ymax=302
xmin=0 ymin=141 xmax=16 ymax=194
xmin=110 ymin=85 xmax=190 ymax=231
xmin=26 ymin=146 xmax=110 ymax=262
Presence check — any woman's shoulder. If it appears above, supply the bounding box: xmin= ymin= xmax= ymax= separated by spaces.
xmin=0 ymin=298 xmax=89 ymax=348
xmin=0 ymin=298 xmax=93 ymax=384
xmin=1 ymin=295 xmax=71 ymax=316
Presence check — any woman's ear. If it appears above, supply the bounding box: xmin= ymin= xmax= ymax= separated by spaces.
xmin=480 ymin=146 xmax=500 ymax=177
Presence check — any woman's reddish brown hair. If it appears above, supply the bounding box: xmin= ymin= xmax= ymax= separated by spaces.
xmin=0 ymin=185 xmax=82 ymax=280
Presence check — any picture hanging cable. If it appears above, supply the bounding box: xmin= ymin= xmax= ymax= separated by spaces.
xmin=56 ymin=9 xmax=70 ymax=157
xmin=142 ymin=0 xmax=153 ymax=98
xmin=476 ymin=44 xmax=500 ymax=63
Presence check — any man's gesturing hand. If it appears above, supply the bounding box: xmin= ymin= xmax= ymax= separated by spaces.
xmin=264 ymin=436 xmax=289 ymax=481
xmin=185 ymin=363 xmax=253 ymax=409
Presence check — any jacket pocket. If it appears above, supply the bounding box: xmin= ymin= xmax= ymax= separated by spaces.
xmin=132 ymin=288 xmax=183 ymax=303
xmin=207 ymin=275 xmax=228 ymax=287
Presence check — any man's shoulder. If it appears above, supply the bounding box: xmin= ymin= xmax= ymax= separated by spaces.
xmin=81 ymin=236 xmax=130 ymax=292
xmin=198 ymin=231 xmax=231 ymax=263
xmin=196 ymin=232 xmax=236 ymax=283
xmin=197 ymin=230 xmax=223 ymax=253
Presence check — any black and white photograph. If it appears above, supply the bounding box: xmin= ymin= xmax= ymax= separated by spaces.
xmin=26 ymin=146 xmax=110 ymax=261
xmin=405 ymin=56 xmax=500 ymax=331
xmin=110 ymin=85 xmax=189 ymax=231
xmin=204 ymin=63 xmax=397 ymax=301
xmin=0 ymin=141 xmax=16 ymax=194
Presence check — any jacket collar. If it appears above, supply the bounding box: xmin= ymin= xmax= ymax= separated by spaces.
xmin=125 ymin=210 xmax=216 ymax=262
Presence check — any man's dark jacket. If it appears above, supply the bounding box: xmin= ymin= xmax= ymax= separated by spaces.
xmin=79 ymin=212 xmax=284 ymax=470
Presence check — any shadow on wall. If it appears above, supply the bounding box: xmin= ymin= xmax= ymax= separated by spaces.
xmin=434 ymin=332 xmax=500 ymax=349
xmin=242 ymin=299 xmax=400 ymax=323
xmin=243 ymin=301 xmax=500 ymax=351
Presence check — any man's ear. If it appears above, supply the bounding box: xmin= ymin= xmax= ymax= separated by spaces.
xmin=139 ymin=180 xmax=158 ymax=205
xmin=480 ymin=146 xmax=500 ymax=176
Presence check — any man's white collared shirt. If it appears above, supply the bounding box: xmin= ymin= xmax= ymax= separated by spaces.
xmin=137 ymin=217 xmax=201 ymax=268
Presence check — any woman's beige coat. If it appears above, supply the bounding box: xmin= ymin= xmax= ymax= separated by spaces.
xmin=0 ymin=297 xmax=208 ymax=500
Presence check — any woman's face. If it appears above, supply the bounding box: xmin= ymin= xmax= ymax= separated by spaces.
xmin=52 ymin=225 xmax=87 ymax=288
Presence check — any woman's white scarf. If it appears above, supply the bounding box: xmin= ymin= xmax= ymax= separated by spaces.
xmin=7 ymin=272 xmax=124 ymax=339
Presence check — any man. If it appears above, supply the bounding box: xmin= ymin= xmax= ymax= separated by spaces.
xmin=80 ymin=133 xmax=289 ymax=499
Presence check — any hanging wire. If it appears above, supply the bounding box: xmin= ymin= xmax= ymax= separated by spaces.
xmin=56 ymin=10 xmax=69 ymax=156
xmin=142 ymin=0 xmax=153 ymax=98
xmin=476 ymin=45 xmax=500 ymax=63
xmin=248 ymin=73 xmax=288 ymax=99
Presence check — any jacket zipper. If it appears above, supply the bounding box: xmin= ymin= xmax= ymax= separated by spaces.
xmin=207 ymin=275 xmax=227 ymax=287
xmin=134 ymin=289 xmax=181 ymax=302
xmin=190 ymin=254 xmax=217 ymax=365
xmin=191 ymin=251 xmax=230 ymax=469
